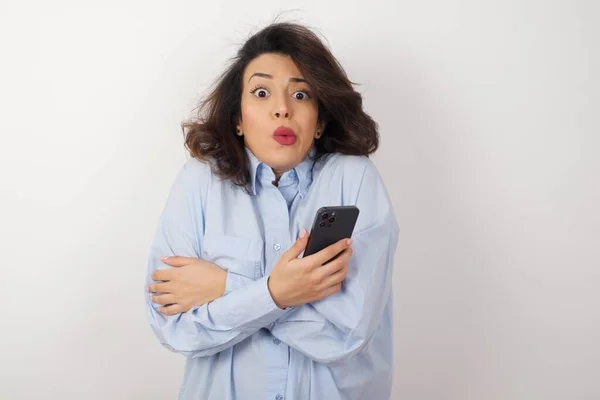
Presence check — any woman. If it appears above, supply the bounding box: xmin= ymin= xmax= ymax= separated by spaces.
xmin=145 ymin=22 xmax=399 ymax=400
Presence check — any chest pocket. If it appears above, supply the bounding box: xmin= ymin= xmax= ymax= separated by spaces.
xmin=202 ymin=234 xmax=264 ymax=279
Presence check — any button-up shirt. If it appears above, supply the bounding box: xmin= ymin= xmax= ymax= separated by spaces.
xmin=145 ymin=146 xmax=399 ymax=400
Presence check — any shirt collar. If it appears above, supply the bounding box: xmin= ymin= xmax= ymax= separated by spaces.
xmin=246 ymin=146 xmax=316 ymax=197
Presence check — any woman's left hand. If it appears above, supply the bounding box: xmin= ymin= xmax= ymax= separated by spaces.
xmin=148 ymin=256 xmax=227 ymax=315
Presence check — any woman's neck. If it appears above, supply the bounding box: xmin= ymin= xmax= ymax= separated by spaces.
xmin=268 ymin=145 xmax=314 ymax=186
xmin=271 ymin=169 xmax=283 ymax=186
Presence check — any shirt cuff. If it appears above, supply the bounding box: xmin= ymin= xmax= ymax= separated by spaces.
xmin=224 ymin=270 xmax=251 ymax=295
xmin=218 ymin=275 xmax=288 ymax=331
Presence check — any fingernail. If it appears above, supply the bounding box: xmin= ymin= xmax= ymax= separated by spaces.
xmin=300 ymin=229 xmax=307 ymax=239
xmin=160 ymin=256 xmax=169 ymax=262
xmin=347 ymin=239 xmax=353 ymax=246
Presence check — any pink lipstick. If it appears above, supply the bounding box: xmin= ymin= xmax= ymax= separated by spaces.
xmin=273 ymin=126 xmax=297 ymax=146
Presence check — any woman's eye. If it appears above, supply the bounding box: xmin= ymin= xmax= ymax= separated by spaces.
xmin=251 ymin=88 xmax=270 ymax=98
xmin=292 ymin=91 xmax=310 ymax=100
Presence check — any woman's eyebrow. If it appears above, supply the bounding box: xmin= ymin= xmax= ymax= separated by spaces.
xmin=248 ymin=72 xmax=272 ymax=82
xmin=248 ymin=72 xmax=306 ymax=83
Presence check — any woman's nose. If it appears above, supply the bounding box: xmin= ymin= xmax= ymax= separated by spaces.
xmin=274 ymin=111 xmax=289 ymax=118
xmin=273 ymin=98 xmax=290 ymax=119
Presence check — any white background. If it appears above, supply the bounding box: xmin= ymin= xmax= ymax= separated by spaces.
xmin=1 ymin=1 xmax=598 ymax=399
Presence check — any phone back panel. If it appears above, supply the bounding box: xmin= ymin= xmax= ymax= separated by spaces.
xmin=303 ymin=206 xmax=360 ymax=257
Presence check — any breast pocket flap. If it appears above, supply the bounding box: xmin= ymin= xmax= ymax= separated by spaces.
xmin=203 ymin=235 xmax=264 ymax=275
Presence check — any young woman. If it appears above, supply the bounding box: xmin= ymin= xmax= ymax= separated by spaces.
xmin=145 ymin=22 xmax=399 ymax=400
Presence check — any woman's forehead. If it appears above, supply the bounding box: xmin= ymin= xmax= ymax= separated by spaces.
xmin=244 ymin=53 xmax=304 ymax=81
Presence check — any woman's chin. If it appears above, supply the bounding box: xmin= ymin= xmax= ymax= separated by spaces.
xmin=264 ymin=156 xmax=298 ymax=173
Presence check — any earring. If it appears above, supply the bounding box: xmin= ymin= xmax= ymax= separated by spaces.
xmin=237 ymin=128 xmax=243 ymax=136
xmin=315 ymin=131 xmax=321 ymax=139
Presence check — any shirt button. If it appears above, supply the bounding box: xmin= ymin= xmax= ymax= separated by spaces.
xmin=275 ymin=395 xmax=283 ymax=400
xmin=273 ymin=243 xmax=281 ymax=251
xmin=273 ymin=338 xmax=281 ymax=345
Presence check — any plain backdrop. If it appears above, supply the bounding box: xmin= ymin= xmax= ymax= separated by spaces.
xmin=1 ymin=1 xmax=598 ymax=399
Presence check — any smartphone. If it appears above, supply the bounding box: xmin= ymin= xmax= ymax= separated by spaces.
xmin=303 ymin=206 xmax=360 ymax=258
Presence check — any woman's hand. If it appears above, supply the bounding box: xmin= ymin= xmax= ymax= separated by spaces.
xmin=268 ymin=230 xmax=353 ymax=309
xmin=148 ymin=256 xmax=227 ymax=315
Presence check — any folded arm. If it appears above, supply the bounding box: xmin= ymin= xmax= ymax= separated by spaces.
xmin=268 ymin=159 xmax=399 ymax=365
xmin=145 ymin=161 xmax=286 ymax=358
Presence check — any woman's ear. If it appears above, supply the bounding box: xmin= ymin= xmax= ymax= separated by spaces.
xmin=236 ymin=121 xmax=243 ymax=136
xmin=315 ymin=121 xmax=327 ymax=138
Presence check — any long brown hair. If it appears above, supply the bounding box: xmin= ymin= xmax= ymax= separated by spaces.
xmin=182 ymin=22 xmax=379 ymax=192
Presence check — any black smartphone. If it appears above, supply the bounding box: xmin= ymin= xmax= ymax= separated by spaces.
xmin=303 ymin=206 xmax=360 ymax=258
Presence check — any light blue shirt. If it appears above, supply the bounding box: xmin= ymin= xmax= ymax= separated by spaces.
xmin=146 ymin=146 xmax=399 ymax=400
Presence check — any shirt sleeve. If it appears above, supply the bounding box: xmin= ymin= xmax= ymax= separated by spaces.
xmin=145 ymin=160 xmax=287 ymax=358
xmin=268 ymin=158 xmax=399 ymax=365
xmin=224 ymin=270 xmax=254 ymax=295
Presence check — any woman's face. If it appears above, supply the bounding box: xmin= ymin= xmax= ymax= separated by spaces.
xmin=238 ymin=53 xmax=323 ymax=176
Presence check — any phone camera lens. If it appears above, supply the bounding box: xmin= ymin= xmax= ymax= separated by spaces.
xmin=329 ymin=217 xmax=335 ymax=223
xmin=322 ymin=213 xmax=329 ymax=219
xmin=319 ymin=221 xmax=326 ymax=228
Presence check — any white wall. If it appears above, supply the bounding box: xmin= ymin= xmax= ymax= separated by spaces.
xmin=1 ymin=1 xmax=598 ymax=399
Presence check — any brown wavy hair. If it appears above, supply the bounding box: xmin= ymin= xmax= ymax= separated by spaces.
xmin=181 ymin=22 xmax=379 ymax=192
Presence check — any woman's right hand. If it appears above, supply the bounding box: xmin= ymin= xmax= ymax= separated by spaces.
xmin=267 ymin=230 xmax=353 ymax=309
